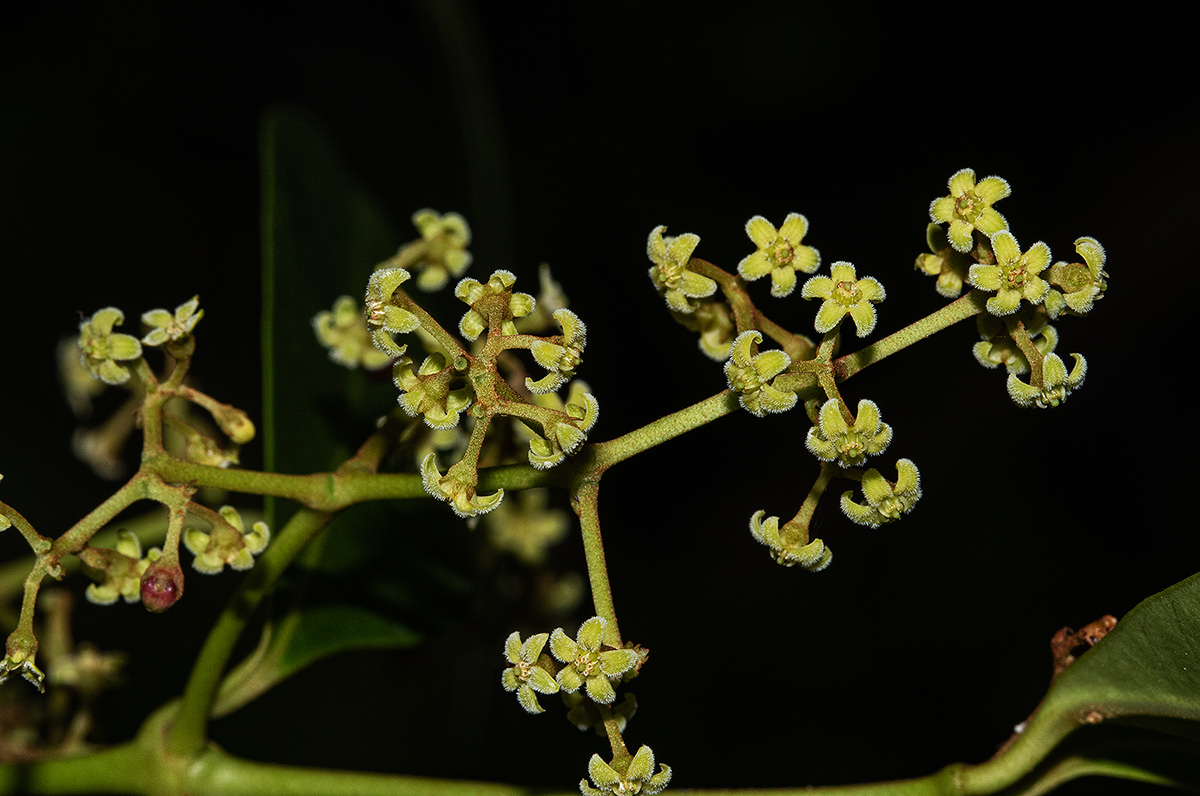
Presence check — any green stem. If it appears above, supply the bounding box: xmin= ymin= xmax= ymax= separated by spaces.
xmin=836 ymin=291 xmax=986 ymax=381
xmin=165 ymin=508 xmax=335 ymax=756
xmin=590 ymin=390 xmax=739 ymax=471
xmin=572 ymin=478 xmax=621 ymax=647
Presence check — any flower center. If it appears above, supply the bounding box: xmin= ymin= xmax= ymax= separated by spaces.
xmin=833 ymin=281 xmax=859 ymax=306
xmin=770 ymin=240 xmax=795 ymax=266
xmin=1002 ymin=262 xmax=1028 ymax=288
xmin=955 ymin=190 xmax=983 ymax=222
xmin=365 ymin=299 xmax=388 ymax=328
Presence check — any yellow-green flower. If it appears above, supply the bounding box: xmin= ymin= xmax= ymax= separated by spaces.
xmin=1044 ymin=236 xmax=1108 ymax=318
xmin=420 ymin=453 xmax=504 ymax=518
xmin=929 ymin=168 xmax=1010 ymax=252
xmin=749 ymin=511 xmax=831 ymax=571
xmin=914 ymin=223 xmax=973 ymax=298
xmin=525 ymin=386 xmax=599 ymax=469
xmin=647 ymin=225 xmax=716 ymax=314
xmin=313 ymin=296 xmax=393 ymax=370
xmin=1007 ymin=353 xmax=1086 ymax=408
xmin=80 ymin=530 xmax=158 ymax=605
xmin=410 ymin=209 xmax=472 ymax=291
xmin=973 ymin=311 xmax=1057 ymax=375
xmin=840 ymin=459 xmax=921 ymax=528
xmin=365 ymin=267 xmax=421 ymax=356
xmin=800 ymin=262 xmax=885 ymax=337
xmin=455 ymin=269 xmax=535 ymax=341
xmin=501 ymin=631 xmax=560 ymax=714
xmin=581 ymin=745 xmax=672 ymax=796
xmin=723 ymin=331 xmax=797 ymax=417
xmin=738 ymin=213 xmax=820 ymax=297
xmin=141 ymin=296 xmax=203 ymax=347
xmin=549 ymin=616 xmax=639 ymax=705
xmin=184 ymin=506 xmax=270 ymax=575
xmin=394 ymin=353 xmax=474 ymax=430
xmin=969 ymin=231 xmax=1050 ymax=316
xmin=484 ymin=489 xmax=571 ymax=565
xmin=527 ymin=308 xmax=586 ymax=394
xmin=805 ymin=398 xmax=892 ymax=467
xmin=78 ymin=307 xmax=143 ymax=385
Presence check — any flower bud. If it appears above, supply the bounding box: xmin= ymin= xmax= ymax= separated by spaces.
xmin=213 ymin=405 xmax=256 ymax=445
xmin=140 ymin=563 xmax=185 ymax=612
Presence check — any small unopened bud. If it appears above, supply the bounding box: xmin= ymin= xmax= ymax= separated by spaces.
xmin=213 ymin=405 xmax=256 ymax=445
xmin=140 ymin=563 xmax=185 ymax=612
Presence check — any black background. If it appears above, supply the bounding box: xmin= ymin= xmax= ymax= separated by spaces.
xmin=2 ymin=3 xmax=1196 ymax=793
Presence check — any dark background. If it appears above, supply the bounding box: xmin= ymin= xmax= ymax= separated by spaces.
xmin=2 ymin=3 xmax=1196 ymax=793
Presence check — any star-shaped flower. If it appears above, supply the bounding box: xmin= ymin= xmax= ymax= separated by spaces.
xmin=455 ymin=269 xmax=535 ymax=340
xmin=527 ymin=308 xmax=587 ymax=394
xmin=1044 ymin=236 xmax=1108 ymax=318
xmin=141 ymin=295 xmax=203 ymax=347
xmin=840 ymin=459 xmax=921 ymax=528
xmin=749 ymin=511 xmax=832 ymax=571
xmin=800 ymin=262 xmax=886 ymax=337
xmin=364 ymin=267 xmax=421 ymax=357
xmin=968 ymin=231 xmax=1051 ymax=316
xmin=501 ymin=631 xmax=560 ymax=714
xmin=394 ymin=353 xmax=474 ymax=430
xmin=805 ymin=398 xmax=892 ymax=468
xmin=549 ymin=616 xmax=639 ymax=705
xmin=184 ymin=506 xmax=270 ymax=575
xmin=929 ymin=168 xmax=1010 ymax=252
xmin=420 ymin=453 xmax=504 ymax=518
xmin=581 ymin=746 xmax=672 ymax=796
xmin=914 ymin=223 xmax=974 ymax=298
xmin=1007 ymin=352 xmax=1086 ymax=408
xmin=647 ymin=225 xmax=716 ymax=314
xmin=79 ymin=530 xmax=158 ymax=605
xmin=525 ymin=387 xmax=599 ymax=469
xmin=312 ymin=296 xmax=393 ymax=370
xmin=410 ymin=209 xmax=473 ymax=292
xmin=78 ymin=307 xmax=143 ymax=385
xmin=737 ymin=213 xmax=821 ymax=297
xmin=723 ymin=331 xmax=797 ymax=417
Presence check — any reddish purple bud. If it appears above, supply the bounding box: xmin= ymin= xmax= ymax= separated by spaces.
xmin=140 ymin=563 xmax=185 ymax=613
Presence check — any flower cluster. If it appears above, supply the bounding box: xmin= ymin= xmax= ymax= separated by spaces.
xmin=409 ymin=208 xmax=473 ymax=291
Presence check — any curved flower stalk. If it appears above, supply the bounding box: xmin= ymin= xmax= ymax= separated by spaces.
xmin=646 ymin=224 xmax=715 ymax=314
xmin=805 ymin=398 xmax=892 ymax=468
xmin=364 ymin=267 xmax=421 ymax=356
xmin=455 ymin=269 xmax=535 ymax=341
xmin=737 ymin=212 xmax=820 ymax=297
xmin=312 ymin=295 xmax=393 ymax=370
xmin=527 ymin=308 xmax=586 ymax=394
xmin=749 ymin=510 xmax=832 ymax=571
xmin=973 ymin=311 xmax=1057 ymax=375
xmin=1044 ymin=236 xmax=1108 ymax=318
xmin=723 ymin=331 xmax=797 ymax=416
xmin=549 ymin=616 xmax=639 ymax=705
xmin=968 ymin=231 xmax=1050 ymax=316
xmin=929 ymin=168 xmax=1010 ymax=252
xmin=420 ymin=453 xmax=504 ymax=518
xmin=581 ymin=745 xmax=671 ymax=796
xmin=409 ymin=208 xmax=473 ymax=291
xmin=393 ymin=353 xmax=474 ymax=430
xmin=78 ymin=307 xmax=143 ymax=385
xmin=1007 ymin=352 xmax=1086 ymax=408
xmin=183 ymin=506 xmax=270 ymax=574
xmin=564 ymin=691 xmax=638 ymax=736
xmin=501 ymin=631 xmax=560 ymax=714
xmin=840 ymin=459 xmax=921 ymax=528
xmin=800 ymin=262 xmax=885 ymax=337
